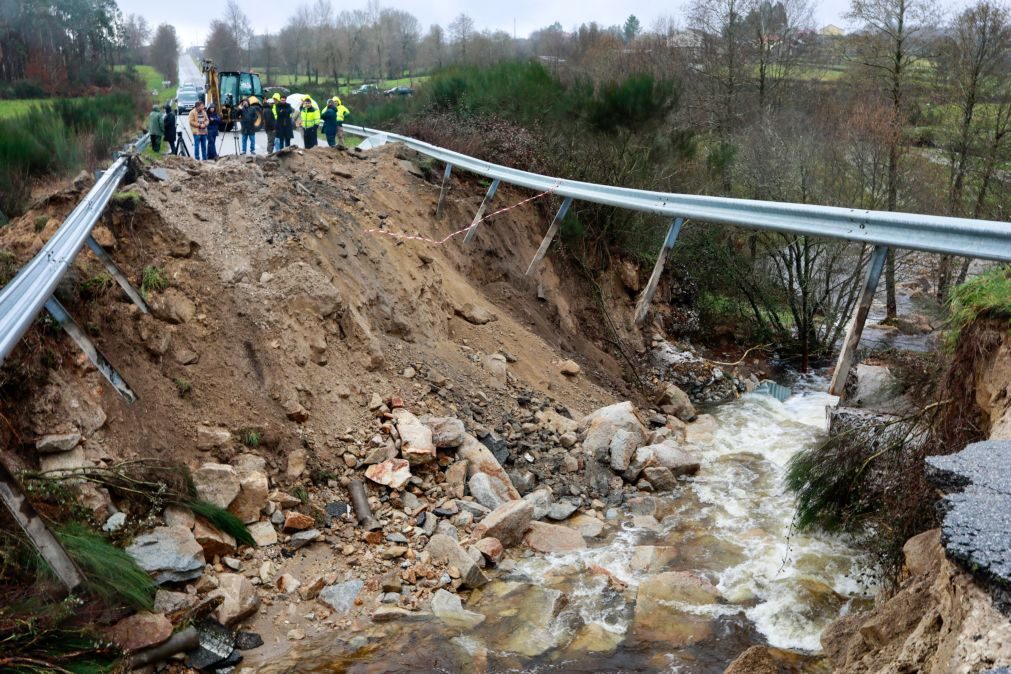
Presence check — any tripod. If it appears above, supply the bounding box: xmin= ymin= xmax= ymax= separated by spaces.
xmin=175 ymin=130 xmax=191 ymax=157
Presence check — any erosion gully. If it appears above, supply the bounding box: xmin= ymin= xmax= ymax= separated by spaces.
xmin=258 ymin=376 xmax=875 ymax=672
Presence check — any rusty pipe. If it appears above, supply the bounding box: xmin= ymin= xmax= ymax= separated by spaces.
xmin=348 ymin=479 xmax=381 ymax=531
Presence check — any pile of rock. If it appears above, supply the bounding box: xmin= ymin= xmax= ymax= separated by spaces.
xmin=647 ymin=338 xmax=748 ymax=403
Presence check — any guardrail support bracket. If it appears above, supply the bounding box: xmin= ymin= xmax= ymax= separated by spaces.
xmin=86 ymin=235 xmax=149 ymax=313
xmin=0 ymin=455 xmax=85 ymax=594
xmin=435 ymin=164 xmax=453 ymax=220
xmin=634 ymin=217 xmax=685 ymax=324
xmin=525 ymin=197 xmax=573 ymax=276
xmin=463 ymin=179 xmax=501 ymax=243
xmin=44 ymin=297 xmax=138 ymax=404
xmin=829 ymin=244 xmax=888 ymax=397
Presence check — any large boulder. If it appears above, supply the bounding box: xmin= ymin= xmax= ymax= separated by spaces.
xmin=524 ymin=521 xmax=586 ymax=553
xmin=456 ymin=434 xmax=519 ymax=500
xmin=473 ymin=499 xmax=534 ymax=547
xmin=229 ymin=469 xmax=269 ymax=524
xmin=127 ymin=525 xmax=205 ymax=584
xmin=656 ymin=383 xmax=697 ymax=422
xmin=191 ymin=463 xmax=241 ymax=509
xmin=580 ymin=402 xmax=648 ymax=462
xmin=426 ymin=534 xmax=487 ymax=588
xmin=468 ymin=472 xmax=514 ymax=510
xmin=393 ymin=409 xmax=436 ymax=464
xmin=103 ymin=612 xmax=173 ymax=653
xmin=624 ymin=440 xmax=699 ymax=482
xmin=209 ymin=573 xmax=260 ymax=626
xmin=425 ymin=417 xmax=467 ymax=448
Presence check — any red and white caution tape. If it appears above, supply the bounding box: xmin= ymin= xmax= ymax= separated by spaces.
xmin=364 ymin=183 xmax=560 ymax=246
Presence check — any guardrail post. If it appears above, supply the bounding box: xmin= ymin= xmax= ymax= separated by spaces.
xmin=634 ymin=217 xmax=684 ymax=324
xmin=0 ymin=455 xmax=84 ymax=594
xmin=462 ymin=179 xmax=501 ymax=244
xmin=525 ymin=197 xmax=573 ymax=276
xmin=829 ymin=244 xmax=888 ymax=397
xmin=44 ymin=297 xmax=138 ymax=404
xmin=435 ymin=164 xmax=453 ymax=220
xmin=86 ymin=236 xmax=149 ymax=313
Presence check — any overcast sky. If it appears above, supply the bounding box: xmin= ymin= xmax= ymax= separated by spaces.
xmin=118 ymin=0 xmax=855 ymax=49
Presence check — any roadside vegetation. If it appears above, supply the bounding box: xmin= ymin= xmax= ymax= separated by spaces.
xmin=1 ymin=460 xmax=253 ymax=671
xmin=0 ymin=92 xmax=145 ymax=220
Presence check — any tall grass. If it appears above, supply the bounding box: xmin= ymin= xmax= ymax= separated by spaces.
xmin=946 ymin=265 xmax=1011 ymax=348
xmin=0 ymin=92 xmax=141 ymax=218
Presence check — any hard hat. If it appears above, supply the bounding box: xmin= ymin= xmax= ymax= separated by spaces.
xmin=331 ymin=96 xmax=339 ymax=102
xmin=249 ymin=96 xmax=260 ymax=105
xmin=272 ymin=92 xmax=281 ymax=100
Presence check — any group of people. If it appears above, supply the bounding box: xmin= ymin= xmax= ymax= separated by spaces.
xmin=146 ymin=91 xmax=351 ymax=160
xmin=240 ymin=93 xmax=352 ymax=155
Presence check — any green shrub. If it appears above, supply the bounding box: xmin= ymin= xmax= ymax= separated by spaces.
xmin=241 ymin=429 xmax=262 ymax=447
xmin=54 ymin=523 xmax=155 ymax=610
xmin=141 ymin=265 xmax=168 ymax=295
xmin=173 ymin=377 xmax=192 ymax=397
xmin=0 ymin=92 xmax=141 ymax=217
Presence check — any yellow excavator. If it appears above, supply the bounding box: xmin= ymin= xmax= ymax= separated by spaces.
xmin=201 ymin=58 xmax=264 ymax=131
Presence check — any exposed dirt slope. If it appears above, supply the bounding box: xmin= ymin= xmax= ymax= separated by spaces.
xmin=2 ymin=144 xmax=632 ymax=478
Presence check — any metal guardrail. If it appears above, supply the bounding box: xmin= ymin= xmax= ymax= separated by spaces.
xmin=346 ymin=125 xmax=1011 ymax=262
xmin=0 ymin=134 xmax=149 ymax=365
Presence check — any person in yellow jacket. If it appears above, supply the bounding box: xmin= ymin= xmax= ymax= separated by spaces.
xmin=300 ymin=97 xmax=320 ymax=149
xmin=320 ymin=95 xmax=351 ymax=148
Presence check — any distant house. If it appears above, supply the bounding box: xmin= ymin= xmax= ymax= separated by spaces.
xmin=819 ymin=24 xmax=845 ymax=37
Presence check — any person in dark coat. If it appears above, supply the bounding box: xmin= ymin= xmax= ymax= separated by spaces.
xmin=321 ymin=100 xmax=338 ymax=148
xmin=207 ymin=104 xmax=222 ymax=159
xmin=163 ymin=103 xmax=177 ymax=155
xmin=274 ymin=95 xmax=294 ymax=151
xmin=264 ymin=92 xmax=278 ymax=153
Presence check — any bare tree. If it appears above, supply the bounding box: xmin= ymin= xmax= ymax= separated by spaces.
xmin=847 ymin=0 xmax=938 ymax=318
xmin=745 ymin=0 xmax=814 ymax=111
xmin=935 ymin=0 xmax=1010 ymax=297
xmin=149 ymin=24 xmax=180 ymax=84
xmin=449 ymin=13 xmax=475 ymax=61
xmin=419 ymin=24 xmax=446 ymax=71
xmin=690 ymin=0 xmax=754 ymax=192
xmin=122 ymin=14 xmax=150 ymax=65
xmin=206 ymin=19 xmax=242 ymax=70
xmin=224 ymin=0 xmax=253 ymax=69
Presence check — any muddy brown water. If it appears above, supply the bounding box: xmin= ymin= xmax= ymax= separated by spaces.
xmin=253 ymin=377 xmax=874 ymax=673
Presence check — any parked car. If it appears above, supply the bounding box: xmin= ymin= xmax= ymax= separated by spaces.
xmin=175 ymin=89 xmax=201 ymax=113
xmin=350 ymin=83 xmax=380 ymax=96
xmin=384 ymin=86 xmax=414 ymax=97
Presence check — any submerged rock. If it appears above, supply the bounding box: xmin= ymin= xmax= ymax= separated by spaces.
xmin=431 ymin=588 xmax=486 ymax=628
xmin=474 ymin=581 xmax=567 ymax=657
xmin=632 ymin=571 xmax=719 ymax=645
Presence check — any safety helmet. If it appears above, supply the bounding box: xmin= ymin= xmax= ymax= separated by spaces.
xmin=272 ymin=92 xmax=281 ymax=100
xmin=249 ymin=96 xmax=260 ymax=105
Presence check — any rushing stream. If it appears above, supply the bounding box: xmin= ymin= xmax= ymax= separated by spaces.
xmin=256 ymin=378 xmax=875 ymax=673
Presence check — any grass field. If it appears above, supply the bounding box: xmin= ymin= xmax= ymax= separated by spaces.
xmin=114 ymin=64 xmax=177 ymax=105
xmin=0 ymin=98 xmax=51 ymax=119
